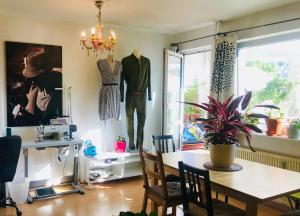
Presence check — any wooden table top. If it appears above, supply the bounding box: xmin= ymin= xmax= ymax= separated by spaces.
xmin=162 ymin=150 xmax=300 ymax=201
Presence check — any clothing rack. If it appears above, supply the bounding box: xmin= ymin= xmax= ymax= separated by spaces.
xmin=172 ymin=16 xmax=300 ymax=46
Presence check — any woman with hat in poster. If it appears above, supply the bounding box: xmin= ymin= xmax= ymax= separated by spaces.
xmin=12 ymin=51 xmax=62 ymax=126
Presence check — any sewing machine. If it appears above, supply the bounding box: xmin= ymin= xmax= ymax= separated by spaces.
xmin=36 ymin=125 xmax=77 ymax=142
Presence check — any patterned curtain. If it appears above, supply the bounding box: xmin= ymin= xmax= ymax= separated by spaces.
xmin=210 ymin=33 xmax=237 ymax=102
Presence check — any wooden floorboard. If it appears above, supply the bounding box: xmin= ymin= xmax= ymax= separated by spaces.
xmin=0 ymin=177 xmax=287 ymax=216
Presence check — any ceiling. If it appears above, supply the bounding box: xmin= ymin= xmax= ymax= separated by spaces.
xmin=0 ymin=0 xmax=298 ymax=34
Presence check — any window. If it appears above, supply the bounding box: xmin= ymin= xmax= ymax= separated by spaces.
xmin=237 ymin=38 xmax=300 ymax=118
xmin=182 ymin=51 xmax=211 ymax=144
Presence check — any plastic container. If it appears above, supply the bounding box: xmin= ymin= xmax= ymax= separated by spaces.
xmin=114 ymin=141 xmax=126 ymax=153
xmin=8 ymin=177 xmax=30 ymax=204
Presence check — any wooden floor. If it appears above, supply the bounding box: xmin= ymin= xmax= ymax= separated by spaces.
xmin=0 ymin=177 xmax=286 ymax=216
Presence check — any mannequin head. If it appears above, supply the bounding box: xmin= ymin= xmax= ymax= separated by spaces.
xmin=133 ymin=48 xmax=141 ymax=59
xmin=107 ymin=53 xmax=114 ymax=62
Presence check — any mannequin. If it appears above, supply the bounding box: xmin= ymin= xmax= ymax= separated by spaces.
xmin=107 ymin=53 xmax=115 ymax=72
xmin=120 ymin=49 xmax=152 ymax=150
xmin=133 ymin=48 xmax=142 ymax=59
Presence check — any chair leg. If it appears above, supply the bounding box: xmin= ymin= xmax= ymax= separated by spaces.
xmin=171 ymin=206 xmax=176 ymax=216
xmin=151 ymin=201 xmax=158 ymax=213
xmin=296 ymin=200 xmax=300 ymax=210
xmin=142 ymin=192 xmax=148 ymax=212
xmin=162 ymin=202 xmax=168 ymax=216
xmin=288 ymin=196 xmax=295 ymax=210
xmin=6 ymin=203 xmax=22 ymax=216
xmin=225 ymin=195 xmax=229 ymax=203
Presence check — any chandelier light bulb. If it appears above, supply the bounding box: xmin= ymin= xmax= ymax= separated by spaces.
xmin=91 ymin=27 xmax=96 ymax=35
xmin=110 ymin=30 xmax=116 ymax=39
xmin=80 ymin=31 xmax=86 ymax=40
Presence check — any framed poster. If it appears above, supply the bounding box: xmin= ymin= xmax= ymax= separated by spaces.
xmin=6 ymin=41 xmax=63 ymax=127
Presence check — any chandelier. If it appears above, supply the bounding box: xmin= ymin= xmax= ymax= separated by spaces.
xmin=80 ymin=0 xmax=117 ymax=55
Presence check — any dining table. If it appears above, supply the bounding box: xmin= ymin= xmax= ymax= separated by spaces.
xmin=162 ymin=149 xmax=300 ymax=216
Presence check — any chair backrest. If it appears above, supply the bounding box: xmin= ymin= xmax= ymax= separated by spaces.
xmin=139 ymin=149 xmax=168 ymax=198
xmin=178 ymin=161 xmax=213 ymax=216
xmin=152 ymin=135 xmax=175 ymax=153
xmin=0 ymin=136 xmax=22 ymax=183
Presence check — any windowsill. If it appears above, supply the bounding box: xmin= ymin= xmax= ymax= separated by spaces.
xmin=239 ymin=133 xmax=300 ymax=159
xmin=253 ymin=132 xmax=300 ymax=142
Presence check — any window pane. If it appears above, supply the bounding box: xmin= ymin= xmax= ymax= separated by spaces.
xmin=183 ymin=51 xmax=211 ymax=144
xmin=166 ymin=54 xmax=182 ymax=143
xmin=238 ymin=39 xmax=300 ymax=118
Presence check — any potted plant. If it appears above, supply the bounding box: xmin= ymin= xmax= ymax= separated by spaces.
xmin=265 ymin=110 xmax=284 ymax=136
xmin=287 ymin=119 xmax=300 ymax=139
xmin=182 ymin=91 xmax=279 ymax=169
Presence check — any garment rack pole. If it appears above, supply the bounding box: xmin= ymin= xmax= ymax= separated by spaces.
xmin=173 ymin=16 xmax=300 ymax=46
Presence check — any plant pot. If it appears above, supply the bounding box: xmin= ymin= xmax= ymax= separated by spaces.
xmin=210 ymin=144 xmax=236 ymax=168
xmin=265 ymin=118 xmax=284 ymax=136
xmin=287 ymin=126 xmax=299 ymax=139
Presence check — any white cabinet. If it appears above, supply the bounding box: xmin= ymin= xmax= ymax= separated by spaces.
xmin=82 ymin=152 xmax=141 ymax=184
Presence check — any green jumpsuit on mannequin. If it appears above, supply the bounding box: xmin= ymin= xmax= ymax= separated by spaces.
xmin=120 ymin=52 xmax=152 ymax=150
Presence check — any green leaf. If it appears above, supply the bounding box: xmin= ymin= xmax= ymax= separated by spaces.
xmin=241 ymin=91 xmax=252 ymax=110
xmin=247 ymin=113 xmax=269 ymax=119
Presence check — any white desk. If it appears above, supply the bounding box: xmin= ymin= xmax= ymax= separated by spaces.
xmin=22 ymin=138 xmax=84 ymax=203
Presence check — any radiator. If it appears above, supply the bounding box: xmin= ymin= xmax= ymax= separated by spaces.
xmin=235 ymin=148 xmax=300 ymax=207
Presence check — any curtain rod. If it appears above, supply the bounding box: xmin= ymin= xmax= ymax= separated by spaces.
xmin=172 ymin=16 xmax=300 ymax=46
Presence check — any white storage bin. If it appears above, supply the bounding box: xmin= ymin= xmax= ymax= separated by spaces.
xmin=8 ymin=177 xmax=30 ymax=204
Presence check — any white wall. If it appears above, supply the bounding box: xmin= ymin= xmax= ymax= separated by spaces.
xmin=0 ymin=13 xmax=169 ymax=180
xmin=172 ymin=2 xmax=300 ymax=50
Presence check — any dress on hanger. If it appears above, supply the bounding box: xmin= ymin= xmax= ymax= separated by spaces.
xmin=97 ymin=58 xmax=122 ymax=120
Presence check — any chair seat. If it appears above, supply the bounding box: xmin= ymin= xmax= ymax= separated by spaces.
xmin=187 ymin=199 xmax=245 ymax=216
xmin=149 ymin=182 xmax=182 ymax=200
xmin=280 ymin=210 xmax=300 ymax=216
xmin=165 ymin=174 xmax=181 ymax=182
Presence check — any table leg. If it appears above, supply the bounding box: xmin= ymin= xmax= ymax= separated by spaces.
xmin=23 ymin=149 xmax=28 ymax=178
xmin=73 ymin=143 xmax=81 ymax=185
xmin=245 ymin=199 xmax=258 ymax=216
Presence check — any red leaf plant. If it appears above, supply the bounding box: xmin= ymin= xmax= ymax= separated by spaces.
xmin=181 ymin=91 xmax=279 ymax=151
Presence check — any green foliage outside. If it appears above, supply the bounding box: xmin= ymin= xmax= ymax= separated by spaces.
xmin=246 ymin=60 xmax=295 ymax=109
xmin=184 ymin=81 xmax=203 ymax=115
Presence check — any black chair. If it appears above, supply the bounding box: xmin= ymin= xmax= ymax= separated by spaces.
xmin=152 ymin=135 xmax=176 ymax=153
xmin=178 ymin=161 xmax=244 ymax=216
xmin=152 ymin=135 xmax=180 ymax=182
xmin=0 ymin=136 xmax=22 ymax=216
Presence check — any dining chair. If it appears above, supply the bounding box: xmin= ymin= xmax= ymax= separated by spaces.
xmin=178 ymin=161 xmax=245 ymax=216
xmin=152 ymin=135 xmax=176 ymax=153
xmin=152 ymin=135 xmax=180 ymax=183
xmin=139 ymin=149 xmax=182 ymax=216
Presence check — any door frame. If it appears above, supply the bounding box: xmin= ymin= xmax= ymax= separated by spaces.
xmin=162 ymin=48 xmax=184 ymax=149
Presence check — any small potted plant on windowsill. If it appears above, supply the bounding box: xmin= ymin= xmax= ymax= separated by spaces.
xmin=265 ymin=110 xmax=285 ymax=136
xmin=182 ymin=91 xmax=279 ymax=169
xmin=287 ymin=119 xmax=300 ymax=139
